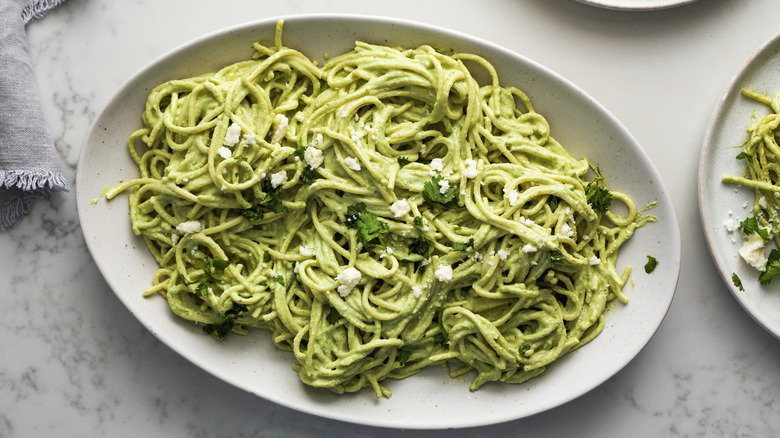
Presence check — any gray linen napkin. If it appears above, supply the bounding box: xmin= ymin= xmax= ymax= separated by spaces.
xmin=0 ymin=0 xmax=69 ymax=230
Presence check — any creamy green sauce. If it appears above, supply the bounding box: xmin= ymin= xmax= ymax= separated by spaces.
xmin=107 ymin=21 xmax=650 ymax=398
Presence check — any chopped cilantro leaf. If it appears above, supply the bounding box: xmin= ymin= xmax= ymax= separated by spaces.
xmin=644 ymin=255 xmax=658 ymax=274
xmin=410 ymin=236 xmax=433 ymax=258
xmin=423 ymin=175 xmax=458 ymax=208
xmin=293 ymin=145 xmax=308 ymax=159
xmin=345 ymin=203 xmax=389 ymax=249
xmin=586 ymin=175 xmax=612 ymax=214
xmin=212 ymin=257 xmax=230 ymax=274
xmin=274 ymin=275 xmax=285 ymax=286
xmin=451 ymin=238 xmax=474 ymax=251
xmin=195 ymin=282 xmax=209 ymax=296
xmin=241 ymin=179 xmax=287 ymax=221
xmin=732 ymin=273 xmax=744 ymax=291
xmin=736 ymin=151 xmax=750 ymax=160
xmin=759 ymin=249 xmax=780 ymax=285
xmin=224 ymin=303 xmax=248 ymax=317
xmin=413 ymin=216 xmax=425 ymax=232
xmin=398 ymin=346 xmax=412 ymax=366
xmin=203 ymin=303 xmax=248 ymax=339
xmin=550 ymin=250 xmax=564 ymax=261
xmin=326 ymin=305 xmax=340 ymax=325
xmin=262 ymin=252 xmax=272 ymax=263
xmin=398 ymin=157 xmax=412 ymax=168
xmin=738 ymin=216 xmax=770 ymax=240
xmin=345 ymin=203 xmax=367 ymax=228
xmin=202 ymin=320 xmax=234 ymax=339
xmin=519 ymin=344 xmax=531 ymax=355
xmin=548 ymin=195 xmax=560 ymax=212
xmin=300 ymin=166 xmax=318 ymax=185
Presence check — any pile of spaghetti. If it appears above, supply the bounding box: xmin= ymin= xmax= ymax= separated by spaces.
xmin=107 ymin=22 xmax=653 ymax=398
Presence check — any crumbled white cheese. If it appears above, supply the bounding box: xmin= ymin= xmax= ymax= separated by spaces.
xmin=560 ymin=223 xmax=574 ymax=238
xmin=430 ymin=158 xmax=444 ymax=172
xmin=521 ymin=244 xmax=537 ymax=253
xmin=506 ymin=189 xmax=520 ymax=207
xmin=304 ymin=147 xmax=323 ymax=169
xmin=311 ymin=133 xmax=324 ymax=147
xmin=339 ymin=110 xmax=349 ymax=118
xmin=171 ymin=234 xmax=179 ymax=245
xmin=519 ymin=216 xmax=535 ymax=227
xmin=350 ymin=129 xmax=365 ymax=147
xmin=589 ymin=256 xmax=601 ymax=265
xmin=344 ymin=157 xmax=361 ymax=171
xmin=438 ymin=178 xmax=450 ymax=194
xmin=434 ymin=264 xmax=453 ymax=282
xmin=463 ymin=159 xmax=478 ymax=179
xmin=299 ymin=246 xmax=315 ymax=257
xmin=176 ymin=220 xmax=202 ymax=235
xmin=243 ymin=133 xmax=256 ymax=145
xmin=390 ymin=199 xmax=411 ymax=218
xmin=271 ymin=114 xmax=289 ymax=144
xmin=294 ymin=112 xmax=305 ymax=121
xmin=224 ymin=122 xmax=242 ymax=146
xmin=216 ymin=146 xmax=232 ymax=159
xmin=724 ymin=219 xmax=739 ymax=232
xmin=739 ymin=234 xmax=768 ymax=271
xmin=497 ymin=249 xmax=509 ymax=260
xmin=412 ymin=286 xmax=422 ymax=298
xmin=335 ymin=267 xmax=362 ymax=297
xmin=270 ymin=170 xmax=288 ymax=188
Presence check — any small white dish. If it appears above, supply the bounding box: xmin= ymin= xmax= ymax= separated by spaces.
xmin=575 ymin=0 xmax=698 ymax=10
xmin=699 ymin=31 xmax=780 ymax=340
xmin=76 ymin=14 xmax=680 ymax=429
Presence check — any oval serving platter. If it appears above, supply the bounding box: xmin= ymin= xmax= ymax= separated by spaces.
xmin=77 ymin=14 xmax=680 ymax=429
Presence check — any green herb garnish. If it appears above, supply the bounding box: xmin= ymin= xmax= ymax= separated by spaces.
xmin=241 ymin=178 xmax=287 ymax=221
xmin=644 ymin=255 xmax=658 ymax=274
xmin=423 ymin=175 xmax=458 ymax=208
xmin=739 ymin=216 xmax=770 ymax=240
xmin=759 ymin=249 xmax=780 ymax=285
xmin=398 ymin=346 xmax=413 ymax=366
xmin=345 ymin=203 xmax=389 ymax=249
xmin=732 ymin=273 xmax=744 ymax=291
xmin=585 ymin=168 xmax=612 ymax=214
xmin=548 ymin=195 xmax=560 ymax=212
xmin=451 ymin=238 xmax=475 ymax=251
xmin=326 ymin=305 xmax=341 ymax=325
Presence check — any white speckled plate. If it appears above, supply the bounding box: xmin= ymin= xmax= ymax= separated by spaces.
xmin=76 ymin=15 xmax=680 ymax=429
xmin=575 ymin=0 xmax=698 ymax=10
xmin=700 ymin=31 xmax=780 ymax=340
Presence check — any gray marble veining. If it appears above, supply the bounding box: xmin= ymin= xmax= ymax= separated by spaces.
xmin=2 ymin=0 xmax=779 ymax=436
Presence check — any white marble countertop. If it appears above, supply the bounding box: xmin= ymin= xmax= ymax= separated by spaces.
xmin=3 ymin=0 xmax=780 ymax=436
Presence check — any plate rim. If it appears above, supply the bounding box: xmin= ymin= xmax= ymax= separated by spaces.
xmin=76 ymin=13 xmax=681 ymax=428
